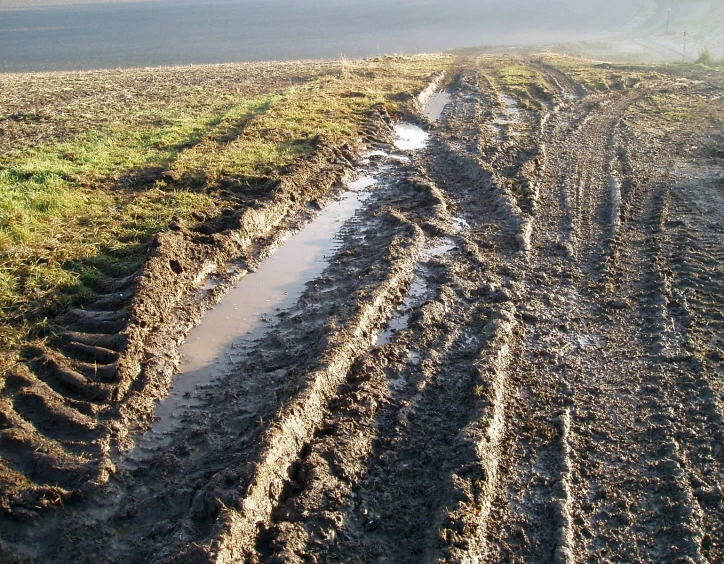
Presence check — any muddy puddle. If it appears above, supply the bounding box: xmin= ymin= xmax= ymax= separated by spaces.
xmin=362 ymin=149 xmax=410 ymax=165
xmin=394 ymin=123 xmax=430 ymax=151
xmin=128 ymin=106 xmax=445 ymax=459
xmin=422 ymin=92 xmax=452 ymax=122
xmin=493 ymin=93 xmax=522 ymax=133
xmin=500 ymin=93 xmax=521 ymax=115
xmin=7 ymin=58 xmax=723 ymax=564
xmin=128 ymin=177 xmax=379 ymax=457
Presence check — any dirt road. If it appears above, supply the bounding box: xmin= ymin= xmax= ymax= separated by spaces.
xmin=1 ymin=56 xmax=722 ymax=562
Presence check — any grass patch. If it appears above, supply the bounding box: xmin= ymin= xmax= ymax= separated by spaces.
xmin=639 ymin=93 xmax=699 ymax=122
xmin=496 ymin=62 xmax=537 ymax=90
xmin=477 ymin=56 xmax=555 ymax=120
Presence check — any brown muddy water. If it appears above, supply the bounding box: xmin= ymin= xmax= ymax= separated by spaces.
xmin=129 ymin=87 xmax=454 ymax=458
xmin=132 ymin=177 xmax=376 ymax=453
xmin=393 ymin=123 xmax=430 ymax=151
xmin=376 ymin=236 xmax=458 ymax=346
xmin=376 ymin=91 xmax=469 ymax=346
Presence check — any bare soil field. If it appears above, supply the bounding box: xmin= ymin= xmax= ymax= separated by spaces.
xmin=1 ymin=53 xmax=723 ymax=562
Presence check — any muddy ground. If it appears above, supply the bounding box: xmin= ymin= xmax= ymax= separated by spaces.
xmin=1 ymin=56 xmax=723 ymax=562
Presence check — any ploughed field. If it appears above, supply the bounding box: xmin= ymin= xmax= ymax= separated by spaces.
xmin=0 ymin=54 xmax=722 ymax=562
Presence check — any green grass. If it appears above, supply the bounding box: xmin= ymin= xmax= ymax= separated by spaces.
xmin=495 ymin=62 xmax=537 ymax=94
xmin=0 ymin=55 xmax=451 ymax=364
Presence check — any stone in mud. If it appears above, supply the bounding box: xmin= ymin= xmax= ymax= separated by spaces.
xmin=169 ymin=259 xmax=185 ymax=275
xmin=607 ymin=298 xmax=630 ymax=310
xmin=492 ymin=288 xmax=513 ymax=303
xmin=168 ymin=217 xmax=186 ymax=232
xmin=519 ymin=308 xmax=539 ymax=323
xmin=516 ymin=221 xmax=533 ymax=251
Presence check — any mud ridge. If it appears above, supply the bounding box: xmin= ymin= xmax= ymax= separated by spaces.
xmin=197 ymin=215 xmax=424 ymax=563
xmin=438 ymin=304 xmax=519 ymax=561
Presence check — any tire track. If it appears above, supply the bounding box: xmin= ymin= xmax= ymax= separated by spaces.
xmin=249 ymin=69 xmax=528 ymax=562
xmin=478 ymin=60 xmax=722 ymax=563
xmin=585 ymin=104 xmax=721 ymax=560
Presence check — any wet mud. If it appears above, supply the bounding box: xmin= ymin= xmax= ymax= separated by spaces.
xmin=1 ymin=57 xmax=723 ymax=563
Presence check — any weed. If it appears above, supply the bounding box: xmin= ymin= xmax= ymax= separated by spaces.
xmin=696 ymin=49 xmax=724 ymax=67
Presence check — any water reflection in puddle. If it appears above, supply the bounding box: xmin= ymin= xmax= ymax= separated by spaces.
xmin=422 ymin=92 xmax=451 ymax=122
xmin=500 ymin=93 xmax=521 ymax=115
xmin=493 ymin=93 xmax=523 ymax=133
xmin=133 ymin=116 xmax=433 ymax=453
xmin=424 ymin=238 xmax=457 ymax=258
xmin=364 ymin=150 xmax=388 ymax=160
xmin=362 ymin=150 xmax=411 ymax=166
xmin=376 ymin=273 xmax=427 ymax=346
xmin=146 ymin=176 xmax=377 ymax=441
xmin=453 ymin=216 xmax=470 ymax=232
xmin=394 ymin=123 xmax=429 ymax=151
xmin=376 ymin=237 xmax=457 ymax=346
xmin=349 ymin=175 xmax=377 ymax=191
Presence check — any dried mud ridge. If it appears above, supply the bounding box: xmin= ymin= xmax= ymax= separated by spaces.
xmin=1 ymin=59 xmax=723 ymax=562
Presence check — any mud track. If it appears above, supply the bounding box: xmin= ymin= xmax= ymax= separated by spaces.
xmin=1 ymin=57 xmax=723 ymax=562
